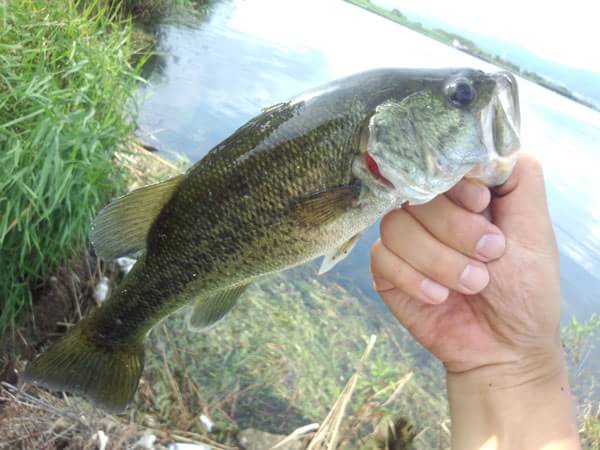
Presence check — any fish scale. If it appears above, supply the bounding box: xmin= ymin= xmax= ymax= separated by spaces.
xmin=88 ymin=101 xmax=367 ymax=341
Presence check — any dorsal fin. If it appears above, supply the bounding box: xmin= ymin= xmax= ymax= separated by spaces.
xmin=90 ymin=175 xmax=184 ymax=260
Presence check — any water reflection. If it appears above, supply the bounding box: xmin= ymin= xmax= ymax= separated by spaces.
xmin=135 ymin=0 xmax=600 ymax=324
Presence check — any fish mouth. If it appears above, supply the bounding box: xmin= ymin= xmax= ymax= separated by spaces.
xmin=490 ymin=71 xmax=520 ymax=156
xmin=469 ymin=71 xmax=521 ymax=186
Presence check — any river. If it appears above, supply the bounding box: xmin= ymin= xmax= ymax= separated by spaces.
xmin=133 ymin=0 xmax=600 ymax=432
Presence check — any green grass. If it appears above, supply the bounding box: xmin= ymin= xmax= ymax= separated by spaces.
xmin=85 ymin=0 xmax=216 ymax=26
xmin=138 ymin=268 xmax=450 ymax=449
xmin=562 ymin=313 xmax=600 ymax=449
xmin=136 ymin=267 xmax=600 ymax=449
xmin=0 ymin=0 xmax=143 ymax=339
xmin=3 ymin=261 xmax=598 ymax=448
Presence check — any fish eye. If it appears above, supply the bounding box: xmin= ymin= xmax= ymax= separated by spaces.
xmin=446 ymin=78 xmax=476 ymax=107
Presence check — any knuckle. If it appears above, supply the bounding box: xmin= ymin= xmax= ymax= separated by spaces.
xmin=370 ymin=241 xmax=408 ymax=289
xmin=379 ymin=209 xmax=404 ymax=245
xmin=445 ymin=212 xmax=488 ymax=252
xmin=428 ymin=250 xmax=464 ymax=283
xmin=388 ymin=261 xmax=410 ymax=289
xmin=446 ymin=180 xmax=466 ymax=202
xmin=369 ymin=240 xmax=384 ymax=266
xmin=520 ymin=154 xmax=543 ymax=175
xmin=444 ymin=211 xmax=467 ymax=238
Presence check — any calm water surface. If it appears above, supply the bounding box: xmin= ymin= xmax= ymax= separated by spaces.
xmin=136 ymin=0 xmax=600 ymax=346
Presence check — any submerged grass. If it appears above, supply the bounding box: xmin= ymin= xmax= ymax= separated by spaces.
xmin=3 ymin=256 xmax=599 ymax=450
xmin=141 ymin=269 xmax=450 ymax=449
xmin=562 ymin=314 xmax=600 ymax=449
xmin=0 ymin=0 xmax=142 ymax=338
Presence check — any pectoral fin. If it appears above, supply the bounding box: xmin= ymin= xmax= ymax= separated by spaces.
xmin=90 ymin=175 xmax=184 ymax=260
xmin=186 ymin=283 xmax=250 ymax=332
xmin=318 ymin=232 xmax=362 ymax=275
xmin=291 ymin=181 xmax=361 ymax=228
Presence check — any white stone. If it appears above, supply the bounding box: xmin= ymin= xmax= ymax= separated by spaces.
xmin=93 ymin=276 xmax=110 ymax=304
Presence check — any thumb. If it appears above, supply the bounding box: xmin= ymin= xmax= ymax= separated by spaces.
xmin=487 ymin=154 xmax=562 ymax=346
xmin=491 ymin=154 xmax=557 ymax=257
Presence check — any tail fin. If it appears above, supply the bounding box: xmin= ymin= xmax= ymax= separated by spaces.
xmin=24 ymin=323 xmax=144 ymax=413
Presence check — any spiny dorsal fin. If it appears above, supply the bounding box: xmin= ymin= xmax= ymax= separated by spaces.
xmin=186 ymin=283 xmax=250 ymax=333
xmin=318 ymin=232 xmax=362 ymax=275
xmin=90 ymin=175 xmax=184 ymax=260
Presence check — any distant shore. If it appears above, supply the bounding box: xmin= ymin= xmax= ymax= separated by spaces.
xmin=345 ymin=0 xmax=599 ymax=113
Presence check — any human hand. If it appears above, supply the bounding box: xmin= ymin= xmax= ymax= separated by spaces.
xmin=370 ymin=154 xmax=561 ymax=374
xmin=371 ymin=154 xmax=581 ymax=449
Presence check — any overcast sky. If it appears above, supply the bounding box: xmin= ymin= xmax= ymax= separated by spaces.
xmin=374 ymin=0 xmax=600 ymax=74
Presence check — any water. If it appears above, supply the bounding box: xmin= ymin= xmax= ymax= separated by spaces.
xmin=371 ymin=0 xmax=600 ymax=110
xmin=136 ymin=0 xmax=600 ymax=323
xmin=133 ymin=3 xmax=600 ymax=436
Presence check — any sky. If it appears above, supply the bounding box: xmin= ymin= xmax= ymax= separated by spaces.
xmin=374 ymin=0 xmax=600 ymax=74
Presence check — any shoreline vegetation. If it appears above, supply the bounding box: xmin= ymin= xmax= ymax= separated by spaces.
xmin=0 ymin=0 xmax=210 ymax=342
xmin=344 ymin=0 xmax=600 ymax=113
xmin=0 ymin=0 xmax=140 ymax=339
xmin=1 ymin=1 xmax=599 ymax=449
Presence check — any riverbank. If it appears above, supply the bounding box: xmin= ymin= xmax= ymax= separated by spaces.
xmin=0 ymin=0 xmax=142 ymax=340
xmin=0 ymin=0 xmax=212 ymax=342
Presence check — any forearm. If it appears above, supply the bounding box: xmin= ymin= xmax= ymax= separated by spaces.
xmin=447 ymin=351 xmax=581 ymax=450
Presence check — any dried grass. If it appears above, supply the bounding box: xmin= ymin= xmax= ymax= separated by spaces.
xmin=0 ymin=382 xmax=233 ymax=450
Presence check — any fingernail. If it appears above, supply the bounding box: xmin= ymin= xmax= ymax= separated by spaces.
xmin=475 ymin=233 xmax=506 ymax=260
xmin=420 ymin=278 xmax=449 ymax=303
xmin=459 ymin=263 xmax=489 ymax=292
xmin=373 ymin=277 xmax=394 ymax=291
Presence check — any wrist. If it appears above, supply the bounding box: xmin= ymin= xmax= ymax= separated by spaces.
xmin=446 ymin=350 xmax=581 ymax=450
xmin=447 ymin=345 xmax=565 ymax=393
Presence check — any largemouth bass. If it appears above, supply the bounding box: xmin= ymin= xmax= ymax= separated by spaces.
xmin=25 ymin=68 xmax=520 ymax=412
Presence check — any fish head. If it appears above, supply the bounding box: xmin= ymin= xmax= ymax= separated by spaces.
xmin=354 ymin=69 xmax=520 ymax=205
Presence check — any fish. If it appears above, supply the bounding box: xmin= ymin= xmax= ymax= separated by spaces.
xmin=24 ymin=68 xmax=520 ymax=412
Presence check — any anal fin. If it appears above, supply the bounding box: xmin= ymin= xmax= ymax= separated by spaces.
xmin=186 ymin=283 xmax=250 ymax=332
